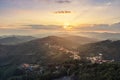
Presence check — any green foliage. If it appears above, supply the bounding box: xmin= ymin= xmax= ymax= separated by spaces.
xmin=1 ymin=61 xmax=120 ymax=80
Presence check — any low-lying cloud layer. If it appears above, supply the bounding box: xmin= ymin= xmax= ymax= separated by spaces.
xmin=74 ymin=22 xmax=120 ymax=32
xmin=0 ymin=22 xmax=120 ymax=32
xmin=0 ymin=22 xmax=120 ymax=40
xmin=25 ymin=25 xmax=62 ymax=30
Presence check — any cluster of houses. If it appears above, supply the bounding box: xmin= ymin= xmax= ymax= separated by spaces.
xmin=19 ymin=63 xmax=72 ymax=76
xmin=17 ymin=53 xmax=115 ymax=80
xmin=19 ymin=53 xmax=114 ymax=74
xmin=87 ymin=53 xmax=114 ymax=64
xmin=19 ymin=63 xmax=43 ymax=73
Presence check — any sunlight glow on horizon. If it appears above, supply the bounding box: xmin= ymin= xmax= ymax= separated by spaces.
xmin=63 ymin=23 xmax=73 ymax=30
xmin=0 ymin=0 xmax=120 ymax=35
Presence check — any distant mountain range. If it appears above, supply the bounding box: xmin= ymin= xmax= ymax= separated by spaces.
xmin=0 ymin=36 xmax=36 ymax=45
xmin=62 ymin=35 xmax=98 ymax=44
xmin=80 ymin=32 xmax=120 ymax=40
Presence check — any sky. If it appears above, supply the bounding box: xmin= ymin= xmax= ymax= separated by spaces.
xmin=0 ymin=0 xmax=120 ymax=37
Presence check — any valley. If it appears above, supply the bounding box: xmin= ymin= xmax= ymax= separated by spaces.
xmin=0 ymin=35 xmax=120 ymax=80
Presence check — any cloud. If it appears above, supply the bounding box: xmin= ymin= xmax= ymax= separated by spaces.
xmin=0 ymin=24 xmax=63 ymax=36
xmin=55 ymin=0 xmax=71 ymax=4
xmin=88 ymin=0 xmax=113 ymax=5
xmin=24 ymin=25 xmax=62 ymax=30
xmin=79 ymin=32 xmax=120 ymax=40
xmin=74 ymin=22 xmax=120 ymax=32
xmin=1 ymin=22 xmax=120 ymax=33
xmin=54 ymin=10 xmax=71 ymax=14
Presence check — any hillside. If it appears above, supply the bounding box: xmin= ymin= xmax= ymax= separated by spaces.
xmin=1 ymin=36 xmax=120 ymax=66
xmin=78 ymin=40 xmax=120 ymax=61
xmin=0 ymin=36 xmax=79 ymax=66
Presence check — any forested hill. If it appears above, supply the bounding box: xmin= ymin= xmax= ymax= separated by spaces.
xmin=79 ymin=40 xmax=120 ymax=61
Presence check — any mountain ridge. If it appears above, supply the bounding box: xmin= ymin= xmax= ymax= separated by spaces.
xmin=0 ymin=36 xmax=36 ymax=45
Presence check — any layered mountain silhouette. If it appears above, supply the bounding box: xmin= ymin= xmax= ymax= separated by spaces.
xmin=1 ymin=35 xmax=120 ymax=67
xmin=63 ymin=35 xmax=98 ymax=44
xmin=0 ymin=36 xmax=35 ymax=45
xmin=0 ymin=35 xmax=98 ymax=66
xmin=0 ymin=36 xmax=120 ymax=66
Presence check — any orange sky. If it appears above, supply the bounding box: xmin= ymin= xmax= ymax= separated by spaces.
xmin=0 ymin=0 xmax=120 ymax=35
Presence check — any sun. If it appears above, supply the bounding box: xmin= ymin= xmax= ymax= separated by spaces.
xmin=63 ymin=23 xmax=73 ymax=30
